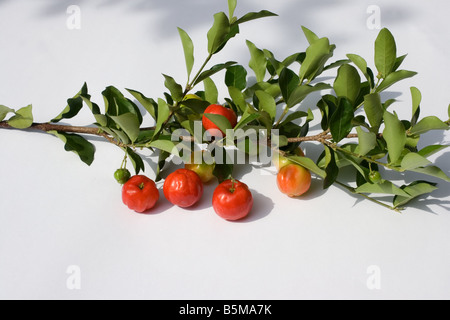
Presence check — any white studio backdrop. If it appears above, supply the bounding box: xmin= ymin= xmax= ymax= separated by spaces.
xmin=0 ymin=0 xmax=449 ymax=299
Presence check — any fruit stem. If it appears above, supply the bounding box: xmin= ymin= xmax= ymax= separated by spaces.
xmin=138 ymin=182 xmax=145 ymax=190
xmin=230 ymin=178 xmax=237 ymax=193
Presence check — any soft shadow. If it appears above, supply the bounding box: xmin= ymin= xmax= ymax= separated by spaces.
xmin=236 ymin=189 xmax=274 ymax=223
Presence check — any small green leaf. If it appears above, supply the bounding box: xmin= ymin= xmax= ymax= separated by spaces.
xmin=255 ymin=90 xmax=276 ymax=121
xmin=147 ymin=140 xmax=179 ymax=157
xmin=356 ymin=126 xmax=377 ymax=156
xmin=110 ymin=113 xmax=141 ymax=143
xmin=127 ymin=147 xmax=145 ymax=175
xmin=330 ymin=98 xmax=354 ymax=143
xmin=409 ymin=116 xmax=449 ymax=136
xmin=383 ymin=111 xmax=407 ymax=163
xmin=0 ymin=105 xmax=14 ymax=122
xmin=401 ymin=153 xmax=432 ymax=170
xmin=246 ymin=40 xmax=267 ymax=82
xmin=364 ymin=93 xmax=383 ymax=130
xmin=228 ymin=86 xmax=247 ymax=113
xmin=393 ymin=181 xmax=438 ymax=208
xmin=301 ymin=26 xmax=319 ymax=45
xmin=299 ymin=37 xmax=335 ymax=82
xmin=235 ymin=113 xmax=260 ymax=130
xmin=410 ymin=166 xmax=450 ymax=182
xmin=347 ymin=54 xmax=370 ymax=82
xmin=163 ymin=74 xmax=184 ymax=102
xmin=51 ymin=83 xmax=88 ymax=123
xmin=356 ymin=180 xmax=410 ymax=197
xmin=235 ymin=10 xmax=278 ymax=25
xmin=376 ymin=70 xmax=417 ymax=93
xmin=204 ymin=113 xmax=233 ymax=134
xmin=49 ymin=131 xmax=95 ymax=166
xmin=374 ymin=28 xmax=397 ymax=78
xmin=228 ymin=0 xmax=237 ymax=21
xmin=410 ymin=87 xmax=421 ymax=123
xmin=177 ymin=28 xmax=195 ymax=80
xmin=154 ymin=98 xmax=170 ymax=138
xmin=333 ymin=64 xmax=361 ymax=105
xmin=225 ymin=65 xmax=247 ymax=91
xmin=194 ymin=61 xmax=237 ymax=85
xmin=323 ymin=145 xmax=339 ymax=189
xmin=287 ymin=83 xmax=332 ymax=109
xmin=288 ymin=155 xmax=326 ymax=179
xmin=279 ymin=68 xmax=300 ymax=103
xmin=126 ymin=89 xmax=157 ymax=120
xmin=418 ymin=145 xmax=448 ymax=158
xmin=203 ymin=77 xmax=219 ymax=105
xmin=8 ymin=105 xmax=33 ymax=129
xmin=207 ymin=12 xmax=231 ymax=54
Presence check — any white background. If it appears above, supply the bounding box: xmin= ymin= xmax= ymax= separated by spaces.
xmin=0 ymin=0 xmax=449 ymax=300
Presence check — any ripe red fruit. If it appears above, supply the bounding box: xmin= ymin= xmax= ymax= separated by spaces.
xmin=212 ymin=179 xmax=253 ymax=221
xmin=277 ymin=164 xmax=311 ymax=197
xmin=122 ymin=175 xmax=159 ymax=213
xmin=163 ymin=169 xmax=204 ymax=208
xmin=202 ymin=104 xmax=237 ymax=136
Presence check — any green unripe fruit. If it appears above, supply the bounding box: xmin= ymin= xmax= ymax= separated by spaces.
xmin=114 ymin=169 xmax=131 ymax=185
xmin=369 ymin=171 xmax=382 ymax=184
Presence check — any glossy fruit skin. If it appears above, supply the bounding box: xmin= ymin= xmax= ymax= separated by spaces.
xmin=212 ymin=180 xmax=253 ymax=221
xmin=277 ymin=164 xmax=311 ymax=197
xmin=369 ymin=171 xmax=382 ymax=184
xmin=163 ymin=169 xmax=204 ymax=208
xmin=273 ymin=147 xmax=305 ymax=172
xmin=184 ymin=151 xmax=215 ymax=183
xmin=122 ymin=175 xmax=159 ymax=213
xmin=114 ymin=168 xmax=131 ymax=185
xmin=202 ymin=104 xmax=237 ymax=136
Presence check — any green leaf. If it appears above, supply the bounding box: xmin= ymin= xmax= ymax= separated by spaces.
xmin=375 ymin=70 xmax=417 ymax=93
xmin=364 ymin=93 xmax=383 ymax=130
xmin=356 ymin=126 xmax=377 ymax=156
xmin=374 ymin=28 xmax=397 ymax=78
xmin=80 ymin=95 xmax=108 ymax=127
xmin=301 ymin=26 xmax=319 ymax=45
xmin=0 ymin=105 xmax=14 ymax=122
xmin=409 ymin=116 xmax=449 ymax=136
xmin=194 ymin=61 xmax=237 ymax=85
xmin=383 ymin=111 xmax=406 ymax=163
xmin=401 ymin=153 xmax=432 ymax=170
xmin=393 ymin=181 xmax=438 ymax=208
xmin=235 ymin=10 xmax=278 ymax=25
xmin=228 ymin=86 xmax=247 ymax=114
xmin=299 ymin=37 xmax=335 ymax=82
xmin=8 ymin=105 xmax=33 ymax=129
xmin=177 ymin=28 xmax=195 ymax=80
xmin=163 ymin=74 xmax=184 ymax=102
xmin=246 ymin=40 xmax=267 ymax=82
xmin=356 ymin=180 xmax=410 ymax=197
xmin=207 ymin=12 xmax=231 ymax=54
xmin=110 ymin=113 xmax=141 ymax=143
xmin=51 ymin=83 xmax=88 ymax=123
xmin=287 ymin=83 xmax=331 ymax=109
xmin=127 ymin=147 xmax=145 ymax=175
xmin=347 ymin=54 xmax=370 ymax=83
xmin=154 ymin=98 xmax=170 ymax=137
xmin=410 ymin=166 xmax=450 ymax=182
xmin=288 ymin=155 xmax=326 ymax=179
xmin=330 ymin=98 xmax=354 ymax=143
xmin=147 ymin=139 xmax=179 ymax=157
xmin=279 ymin=68 xmax=300 ymax=103
xmin=228 ymin=0 xmax=237 ymax=21
xmin=255 ymin=90 xmax=276 ymax=121
xmin=204 ymin=113 xmax=233 ymax=134
xmin=49 ymin=131 xmax=95 ymax=166
xmin=203 ymin=77 xmax=218 ymax=105
xmin=418 ymin=145 xmax=448 ymax=158
xmin=225 ymin=65 xmax=247 ymax=91
xmin=235 ymin=113 xmax=260 ymax=130
xmin=410 ymin=87 xmax=421 ymax=125
xmin=126 ymin=89 xmax=157 ymax=120
xmin=333 ymin=64 xmax=361 ymax=105
xmin=323 ymin=145 xmax=339 ymax=189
